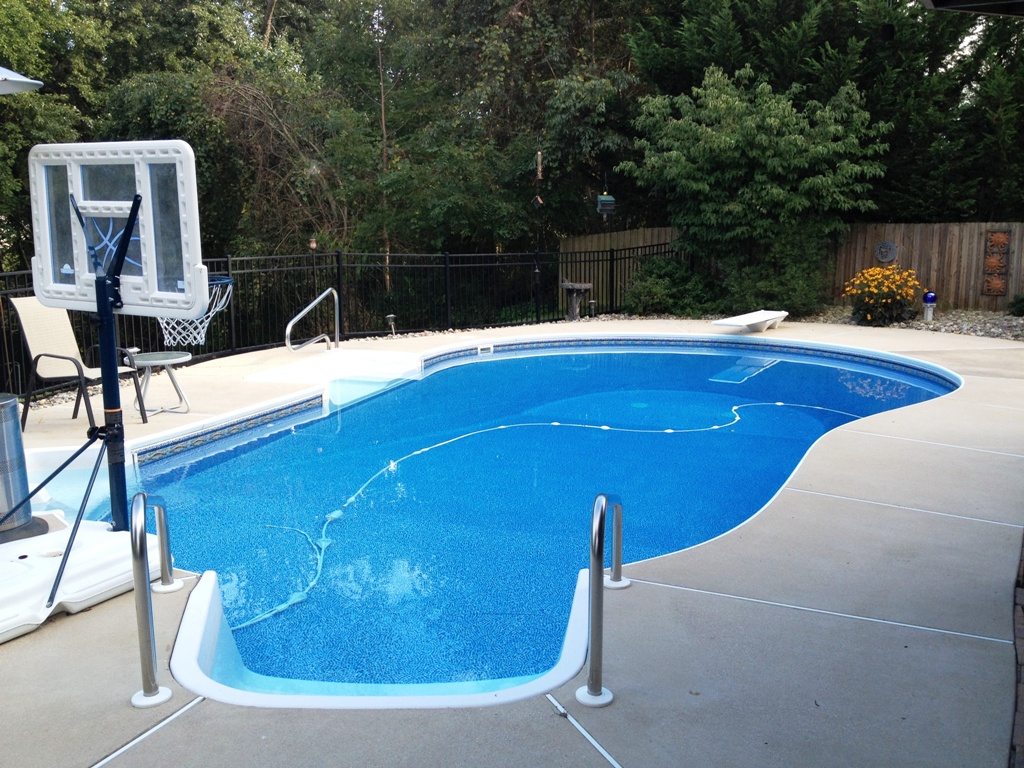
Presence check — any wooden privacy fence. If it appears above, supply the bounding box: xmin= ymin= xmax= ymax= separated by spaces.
xmin=834 ymin=222 xmax=1023 ymax=311
xmin=558 ymin=227 xmax=679 ymax=312
xmin=564 ymin=223 xmax=1024 ymax=312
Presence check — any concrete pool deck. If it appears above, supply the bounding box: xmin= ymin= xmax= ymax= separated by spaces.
xmin=3 ymin=317 xmax=1023 ymax=767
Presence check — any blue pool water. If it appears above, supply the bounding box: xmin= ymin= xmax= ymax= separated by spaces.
xmin=134 ymin=338 xmax=957 ymax=696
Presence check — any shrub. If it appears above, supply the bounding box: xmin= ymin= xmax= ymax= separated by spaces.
xmin=622 ymin=257 xmax=713 ymax=316
xmin=719 ymin=242 xmax=831 ymax=318
xmin=843 ymin=264 xmax=923 ymax=326
xmin=1008 ymin=293 xmax=1024 ymax=317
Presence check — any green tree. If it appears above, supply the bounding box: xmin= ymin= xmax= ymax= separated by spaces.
xmin=303 ymin=0 xmax=453 ymax=252
xmin=955 ymin=17 xmax=1024 ymax=221
xmin=4 ymin=0 xmax=1019 ymax=269
xmin=428 ymin=0 xmax=652 ymax=245
xmin=854 ymin=1 xmax=980 ymax=221
xmin=627 ymin=0 xmax=864 ymax=103
xmin=0 ymin=0 xmax=89 ymax=269
xmin=620 ymin=65 xmax=888 ymax=315
xmin=624 ymin=0 xmax=982 ymax=223
xmin=67 ymin=0 xmax=260 ymax=84
xmin=98 ymin=71 xmax=247 ymax=259
xmin=541 ymin=68 xmax=649 ymax=235
xmin=260 ymin=0 xmax=335 ymax=48
xmin=207 ymin=58 xmax=352 ymax=256
xmin=303 ymin=0 xmax=549 ymax=252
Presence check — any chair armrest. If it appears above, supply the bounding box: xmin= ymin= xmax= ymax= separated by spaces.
xmin=117 ymin=346 xmax=140 ymax=368
xmin=31 ymin=352 xmax=88 ymax=380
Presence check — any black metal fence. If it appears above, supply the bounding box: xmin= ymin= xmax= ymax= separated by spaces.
xmin=1 ymin=242 xmax=679 ymax=396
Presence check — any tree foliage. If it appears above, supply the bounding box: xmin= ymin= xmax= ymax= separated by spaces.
xmin=0 ymin=0 xmax=89 ymax=269
xmin=0 ymin=0 xmax=1021 ymax=307
xmin=621 ymin=66 xmax=888 ymax=315
xmin=624 ymin=0 xmax=1008 ymax=224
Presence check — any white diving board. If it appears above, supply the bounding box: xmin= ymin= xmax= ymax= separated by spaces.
xmin=712 ymin=310 xmax=788 ymax=333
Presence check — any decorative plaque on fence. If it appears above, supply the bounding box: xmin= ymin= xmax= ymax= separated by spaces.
xmin=982 ymin=230 xmax=1010 ymax=296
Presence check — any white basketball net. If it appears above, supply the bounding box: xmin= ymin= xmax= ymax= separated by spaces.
xmin=158 ymin=277 xmax=234 ymax=347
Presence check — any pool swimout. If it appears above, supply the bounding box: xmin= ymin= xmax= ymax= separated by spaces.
xmin=136 ymin=336 xmax=959 ymax=707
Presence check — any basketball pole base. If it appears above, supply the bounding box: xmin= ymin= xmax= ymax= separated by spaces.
xmin=90 ymin=194 xmax=141 ymax=533
xmin=95 ymin=273 xmax=129 ymax=532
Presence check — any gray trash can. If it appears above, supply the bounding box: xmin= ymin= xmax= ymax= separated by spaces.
xmin=0 ymin=393 xmax=31 ymax=532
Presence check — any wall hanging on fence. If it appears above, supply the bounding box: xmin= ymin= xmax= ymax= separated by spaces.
xmin=982 ymin=230 xmax=1010 ymax=296
xmin=874 ymin=240 xmax=898 ymax=263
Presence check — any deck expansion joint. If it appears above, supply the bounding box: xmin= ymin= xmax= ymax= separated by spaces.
xmin=629 ymin=579 xmax=1013 ymax=644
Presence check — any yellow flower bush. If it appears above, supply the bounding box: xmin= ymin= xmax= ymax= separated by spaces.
xmin=843 ymin=264 xmax=923 ymax=326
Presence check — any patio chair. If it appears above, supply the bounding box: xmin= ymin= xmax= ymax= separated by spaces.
xmin=10 ymin=296 xmax=148 ymax=431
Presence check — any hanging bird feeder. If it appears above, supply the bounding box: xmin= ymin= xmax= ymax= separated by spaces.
xmin=596 ymin=194 xmax=616 ymax=216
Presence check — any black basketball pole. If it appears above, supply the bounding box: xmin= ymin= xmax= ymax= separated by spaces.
xmin=92 ymin=194 xmax=142 ymax=532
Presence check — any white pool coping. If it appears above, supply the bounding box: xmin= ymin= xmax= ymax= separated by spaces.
xmin=170 ymin=569 xmax=590 ymax=709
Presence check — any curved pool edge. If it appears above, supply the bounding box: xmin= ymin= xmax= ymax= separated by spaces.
xmin=615 ymin=341 xmax=964 ymax=574
xmin=420 ymin=332 xmax=964 ymax=394
xmin=621 ymin=423 xmax=849 ymax=571
xmin=170 ymin=569 xmax=590 ymax=709
xmin=155 ymin=332 xmax=963 ymax=707
xmin=122 ymin=333 xmax=962 ymax=467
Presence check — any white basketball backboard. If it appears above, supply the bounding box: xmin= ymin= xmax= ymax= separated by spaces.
xmin=28 ymin=140 xmax=209 ymax=319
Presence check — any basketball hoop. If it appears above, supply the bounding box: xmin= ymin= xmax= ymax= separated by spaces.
xmin=158 ymin=275 xmax=234 ymax=346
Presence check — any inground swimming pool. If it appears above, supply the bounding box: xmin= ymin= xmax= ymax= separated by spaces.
xmin=138 ymin=335 xmax=959 ymax=707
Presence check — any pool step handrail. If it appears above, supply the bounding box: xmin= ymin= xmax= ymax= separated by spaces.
xmin=605 ymin=495 xmax=630 ymax=591
xmin=285 ymin=288 xmax=340 ymax=351
xmin=130 ymin=492 xmax=173 ymax=708
xmin=151 ymin=502 xmax=183 ymax=593
xmin=576 ymin=493 xmax=629 ymax=708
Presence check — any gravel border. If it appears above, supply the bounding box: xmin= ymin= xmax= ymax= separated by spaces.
xmin=795 ymin=306 xmax=1024 ymax=342
xmin=577 ymin=306 xmax=1024 ymax=342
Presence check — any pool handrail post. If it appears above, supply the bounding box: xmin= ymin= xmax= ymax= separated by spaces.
xmin=576 ymin=492 xmax=623 ymax=708
xmin=605 ymin=500 xmax=630 ymax=590
xmin=130 ymin=492 xmax=172 ymax=708
xmin=151 ymin=503 xmax=183 ymax=593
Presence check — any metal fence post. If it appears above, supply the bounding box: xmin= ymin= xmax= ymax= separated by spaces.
xmin=533 ymin=255 xmax=542 ymax=324
xmin=608 ymin=247 xmax=616 ymax=313
xmin=336 ymin=250 xmax=347 ymax=340
xmin=226 ymin=253 xmax=237 ymax=353
xmin=444 ymin=252 xmax=452 ymax=330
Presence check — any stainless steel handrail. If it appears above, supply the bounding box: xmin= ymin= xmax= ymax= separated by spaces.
xmin=285 ymin=288 xmax=339 ymax=351
xmin=575 ymin=493 xmax=625 ymax=708
xmin=151 ymin=503 xmax=183 ymax=593
xmin=605 ymin=497 xmax=630 ymax=590
xmin=130 ymin=492 xmax=172 ymax=707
